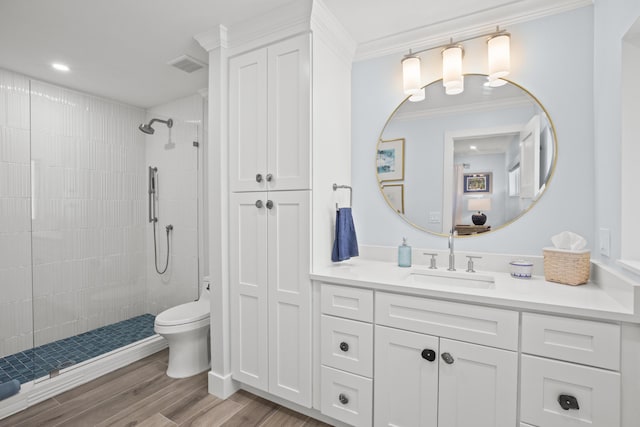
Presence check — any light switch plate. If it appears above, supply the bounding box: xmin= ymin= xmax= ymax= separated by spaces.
xmin=599 ymin=228 xmax=610 ymax=257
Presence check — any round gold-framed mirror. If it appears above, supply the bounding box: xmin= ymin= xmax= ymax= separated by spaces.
xmin=377 ymin=74 xmax=557 ymax=237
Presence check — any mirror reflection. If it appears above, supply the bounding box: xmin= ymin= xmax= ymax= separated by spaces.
xmin=377 ymin=74 xmax=556 ymax=236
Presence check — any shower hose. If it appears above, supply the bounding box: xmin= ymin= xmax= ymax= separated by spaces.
xmin=153 ymin=222 xmax=173 ymax=274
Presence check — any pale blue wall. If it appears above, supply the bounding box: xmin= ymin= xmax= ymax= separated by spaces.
xmin=351 ymin=6 xmax=595 ymax=255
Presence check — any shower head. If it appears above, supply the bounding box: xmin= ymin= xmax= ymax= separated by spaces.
xmin=138 ymin=118 xmax=173 ymax=135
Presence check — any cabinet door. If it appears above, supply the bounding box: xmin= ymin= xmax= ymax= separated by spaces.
xmin=267 ymin=190 xmax=312 ymax=406
xmin=230 ymin=192 xmax=269 ymax=390
xmin=438 ymin=339 xmax=517 ymax=427
xmin=267 ymin=34 xmax=311 ymax=191
xmin=374 ymin=325 xmax=439 ymax=427
xmin=229 ymin=48 xmax=268 ymax=192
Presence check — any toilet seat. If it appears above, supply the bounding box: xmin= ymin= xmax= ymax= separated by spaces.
xmin=155 ymin=299 xmax=209 ymax=327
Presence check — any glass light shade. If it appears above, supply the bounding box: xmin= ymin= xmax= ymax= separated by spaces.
xmin=409 ymin=87 xmax=425 ymax=102
xmin=488 ymin=34 xmax=511 ymax=82
xmin=442 ymin=46 xmax=464 ymax=95
xmin=445 ymin=78 xmax=464 ymax=95
xmin=402 ymin=56 xmax=422 ymax=96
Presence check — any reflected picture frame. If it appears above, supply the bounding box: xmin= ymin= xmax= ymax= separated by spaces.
xmin=382 ymin=184 xmax=405 ymax=213
xmin=463 ymin=172 xmax=492 ymax=194
xmin=377 ymin=138 xmax=405 ymax=182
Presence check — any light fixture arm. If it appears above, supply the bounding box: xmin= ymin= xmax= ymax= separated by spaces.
xmin=402 ymin=26 xmax=508 ymax=59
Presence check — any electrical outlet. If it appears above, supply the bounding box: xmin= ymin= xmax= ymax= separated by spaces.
xmin=599 ymin=228 xmax=610 ymax=257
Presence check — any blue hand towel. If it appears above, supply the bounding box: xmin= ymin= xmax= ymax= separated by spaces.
xmin=332 ymin=207 xmax=359 ymax=262
xmin=0 ymin=379 xmax=20 ymax=401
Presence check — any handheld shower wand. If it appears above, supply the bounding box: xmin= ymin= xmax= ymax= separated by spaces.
xmin=148 ymin=166 xmax=172 ymax=274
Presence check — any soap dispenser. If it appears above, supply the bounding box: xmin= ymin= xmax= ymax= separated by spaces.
xmin=398 ymin=237 xmax=412 ymax=267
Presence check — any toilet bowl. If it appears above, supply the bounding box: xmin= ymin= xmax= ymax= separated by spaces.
xmin=154 ymin=283 xmax=211 ymax=378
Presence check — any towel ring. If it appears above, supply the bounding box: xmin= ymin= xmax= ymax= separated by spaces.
xmin=333 ymin=183 xmax=352 ymax=210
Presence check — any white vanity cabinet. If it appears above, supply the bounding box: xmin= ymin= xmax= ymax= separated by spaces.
xmin=374 ymin=292 xmax=518 ymax=427
xmin=519 ymin=312 xmax=622 ymax=427
xmin=318 ymin=285 xmax=519 ymax=427
xmin=320 ymin=285 xmax=374 ymax=427
xmin=229 ymin=34 xmax=310 ymax=193
xmin=229 ymin=190 xmax=311 ymax=406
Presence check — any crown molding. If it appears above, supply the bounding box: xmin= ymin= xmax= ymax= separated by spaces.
xmin=225 ymin=0 xmax=312 ymax=56
xmin=194 ymin=25 xmax=228 ymax=52
xmin=311 ymin=0 xmax=357 ymax=65
xmin=354 ymin=0 xmax=593 ymax=61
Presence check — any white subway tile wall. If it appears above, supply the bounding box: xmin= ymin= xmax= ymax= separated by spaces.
xmin=0 ymin=69 xmax=34 ymax=356
xmin=29 ymin=80 xmax=148 ymax=348
xmin=144 ymin=94 xmax=202 ymax=314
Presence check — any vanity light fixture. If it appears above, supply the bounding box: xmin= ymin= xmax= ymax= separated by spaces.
xmin=402 ymin=53 xmax=422 ymax=96
xmin=442 ymin=44 xmax=464 ymax=95
xmin=400 ymin=26 xmax=510 ymax=97
xmin=487 ymin=29 xmax=511 ymax=87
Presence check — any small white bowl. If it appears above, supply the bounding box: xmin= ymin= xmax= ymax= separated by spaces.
xmin=509 ymin=260 xmax=533 ymax=279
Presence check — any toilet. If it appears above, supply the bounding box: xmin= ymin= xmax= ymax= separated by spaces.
xmin=154 ymin=282 xmax=211 ymax=378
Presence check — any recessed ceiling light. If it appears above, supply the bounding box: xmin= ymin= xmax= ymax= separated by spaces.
xmin=52 ymin=63 xmax=70 ymax=72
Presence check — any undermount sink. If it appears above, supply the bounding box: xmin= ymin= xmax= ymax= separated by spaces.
xmin=405 ymin=268 xmax=495 ymax=289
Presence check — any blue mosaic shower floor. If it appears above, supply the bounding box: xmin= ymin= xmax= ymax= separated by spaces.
xmin=0 ymin=314 xmax=156 ymax=385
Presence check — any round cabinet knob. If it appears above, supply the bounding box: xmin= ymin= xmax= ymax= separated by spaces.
xmin=338 ymin=393 xmax=349 ymax=405
xmin=266 ymin=173 xmax=273 ymax=182
xmin=421 ymin=349 xmax=436 ymax=362
xmin=266 ymin=200 xmax=274 ymax=209
xmin=441 ymin=352 xmax=455 ymax=364
xmin=255 ymin=200 xmax=263 ymax=208
xmin=256 ymin=173 xmax=263 ymax=183
xmin=339 ymin=342 xmax=349 ymax=352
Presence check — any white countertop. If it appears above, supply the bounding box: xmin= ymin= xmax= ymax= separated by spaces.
xmin=311 ymin=258 xmax=640 ymax=323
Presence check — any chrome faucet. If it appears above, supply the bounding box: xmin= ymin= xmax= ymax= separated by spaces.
xmin=448 ymin=228 xmax=456 ymax=271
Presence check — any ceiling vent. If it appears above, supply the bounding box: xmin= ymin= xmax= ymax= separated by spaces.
xmin=168 ymin=55 xmax=207 ymax=73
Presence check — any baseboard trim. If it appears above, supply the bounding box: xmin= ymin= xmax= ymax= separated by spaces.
xmin=208 ymin=371 xmax=239 ymax=399
xmin=0 ymin=335 xmax=167 ymax=420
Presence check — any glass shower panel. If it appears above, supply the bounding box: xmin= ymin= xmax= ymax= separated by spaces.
xmin=0 ymin=69 xmax=34 ymax=385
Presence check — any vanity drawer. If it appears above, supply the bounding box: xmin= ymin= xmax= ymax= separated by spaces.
xmin=375 ymin=292 xmax=519 ymax=350
xmin=522 ymin=312 xmax=620 ymax=370
xmin=321 ymin=365 xmax=372 ymax=427
xmin=321 ymin=315 xmax=373 ymax=377
xmin=321 ymin=284 xmax=373 ymax=322
xmin=521 ymin=355 xmax=620 ymax=427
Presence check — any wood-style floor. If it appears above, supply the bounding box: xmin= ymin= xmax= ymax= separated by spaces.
xmin=0 ymin=350 xmax=332 ymax=427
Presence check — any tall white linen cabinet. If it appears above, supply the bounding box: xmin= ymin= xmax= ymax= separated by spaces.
xmin=196 ymin=0 xmax=356 ymax=410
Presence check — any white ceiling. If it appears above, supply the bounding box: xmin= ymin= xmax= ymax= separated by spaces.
xmin=0 ymin=0 xmax=579 ymax=108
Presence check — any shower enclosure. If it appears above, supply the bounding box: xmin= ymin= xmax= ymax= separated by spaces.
xmin=0 ymin=67 xmax=203 ymax=412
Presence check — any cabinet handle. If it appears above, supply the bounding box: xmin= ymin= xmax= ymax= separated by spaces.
xmin=266 ymin=173 xmax=273 ymax=182
xmin=338 ymin=393 xmax=349 ymax=405
xmin=558 ymin=394 xmax=580 ymax=410
xmin=255 ymin=200 xmax=263 ymax=209
xmin=421 ymin=349 xmax=436 ymax=362
xmin=266 ymin=200 xmax=274 ymax=209
xmin=256 ymin=173 xmax=263 ymax=183
xmin=441 ymin=352 xmax=454 ymax=364
xmin=339 ymin=342 xmax=349 ymax=352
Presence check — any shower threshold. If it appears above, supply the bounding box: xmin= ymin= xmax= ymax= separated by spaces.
xmin=0 ymin=314 xmax=156 ymax=385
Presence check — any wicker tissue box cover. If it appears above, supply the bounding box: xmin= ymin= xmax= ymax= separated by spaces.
xmin=542 ymin=247 xmax=590 ymax=286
